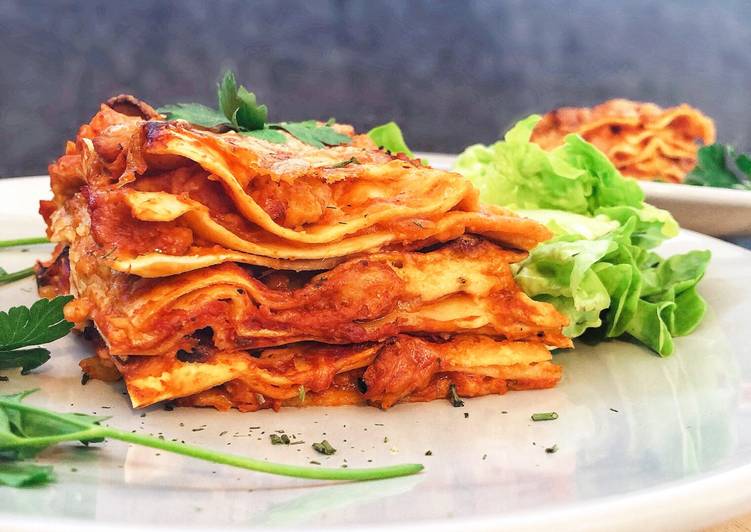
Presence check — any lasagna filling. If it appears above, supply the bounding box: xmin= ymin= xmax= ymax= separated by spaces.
xmin=38 ymin=96 xmax=570 ymax=411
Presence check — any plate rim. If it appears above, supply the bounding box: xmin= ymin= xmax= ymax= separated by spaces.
xmin=3 ymin=462 xmax=751 ymax=532
xmin=2 ymin=175 xmax=751 ymax=531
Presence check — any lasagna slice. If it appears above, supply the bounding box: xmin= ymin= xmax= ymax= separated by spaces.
xmin=530 ymin=99 xmax=715 ymax=183
xmin=38 ymin=95 xmax=570 ymax=411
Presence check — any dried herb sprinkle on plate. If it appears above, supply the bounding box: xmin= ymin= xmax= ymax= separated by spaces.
xmin=531 ymin=412 xmax=558 ymax=422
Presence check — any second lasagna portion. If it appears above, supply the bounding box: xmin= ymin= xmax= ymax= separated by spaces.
xmin=39 ymin=95 xmax=570 ymax=411
xmin=531 ymin=99 xmax=715 ymax=183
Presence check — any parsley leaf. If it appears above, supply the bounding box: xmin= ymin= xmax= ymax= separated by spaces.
xmin=737 ymin=153 xmax=751 ymax=177
xmin=0 ymin=390 xmax=109 ymax=460
xmin=684 ymin=143 xmax=751 ymax=190
xmin=272 ymin=121 xmax=351 ymax=149
xmin=234 ymin=86 xmax=268 ymax=131
xmin=241 ymin=128 xmax=287 ymax=144
xmin=159 ymin=70 xmax=351 ymax=148
xmin=0 ymin=296 xmax=73 ymax=374
xmin=0 ymin=296 xmax=74 ymax=351
xmin=218 ymin=70 xmax=269 ymax=131
xmin=158 ymin=103 xmax=229 ymax=128
xmin=0 ymin=390 xmax=422 ymax=487
xmin=217 ymin=70 xmax=240 ymax=121
xmin=0 ymin=348 xmax=50 ymax=374
xmin=0 ymin=462 xmax=55 ymax=487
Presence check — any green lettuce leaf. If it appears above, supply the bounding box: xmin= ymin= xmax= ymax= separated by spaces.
xmin=515 ymin=226 xmax=710 ymax=356
xmin=516 ymin=210 xmax=619 ymax=240
xmin=367 ymin=122 xmax=415 ymax=158
xmin=514 ymin=236 xmax=614 ymax=337
xmin=454 ymin=115 xmax=711 ymax=356
xmin=597 ymin=203 xmax=679 ymax=249
xmin=455 ymin=115 xmax=676 ymax=249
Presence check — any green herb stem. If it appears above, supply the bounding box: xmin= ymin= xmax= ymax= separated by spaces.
xmin=0 ymin=267 xmax=36 ymax=284
xmin=3 ymin=428 xmax=105 ymax=448
xmin=328 ymin=157 xmax=359 ymax=169
xmin=0 ymin=396 xmax=99 ymax=429
xmin=101 ymin=427 xmax=422 ymax=481
xmin=0 ymin=237 xmax=49 ymax=249
xmin=448 ymin=384 xmax=464 ymax=408
xmin=312 ymin=439 xmax=337 ymax=455
xmin=531 ymin=412 xmax=559 ymax=422
xmin=0 ymin=394 xmax=423 ymax=482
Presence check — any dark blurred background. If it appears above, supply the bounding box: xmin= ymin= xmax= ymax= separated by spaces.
xmin=1 ymin=0 xmax=750 ymax=177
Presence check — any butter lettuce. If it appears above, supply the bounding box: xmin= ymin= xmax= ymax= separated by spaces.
xmin=513 ymin=235 xmax=614 ymax=337
xmin=367 ymin=122 xmax=415 ymax=158
xmin=457 ymin=117 xmax=638 ymax=213
xmin=514 ymin=210 xmax=619 ymax=240
xmin=455 ymin=115 xmax=710 ymax=356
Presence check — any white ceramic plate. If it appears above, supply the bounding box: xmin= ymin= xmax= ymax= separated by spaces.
xmin=2 ymin=176 xmax=751 ymax=532
xmin=419 ymin=152 xmax=751 ymax=237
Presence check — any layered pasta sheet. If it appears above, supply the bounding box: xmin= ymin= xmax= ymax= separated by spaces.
xmin=39 ymin=96 xmax=570 ymax=411
xmin=531 ymin=98 xmax=715 ymax=183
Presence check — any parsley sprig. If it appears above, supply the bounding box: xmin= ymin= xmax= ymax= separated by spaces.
xmin=158 ymin=71 xmax=351 ymax=148
xmin=684 ymin=143 xmax=751 ymax=190
xmin=0 ymin=297 xmax=73 ymax=374
xmin=0 ymin=462 xmax=54 ymax=487
xmin=0 ymin=390 xmax=423 ymax=487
